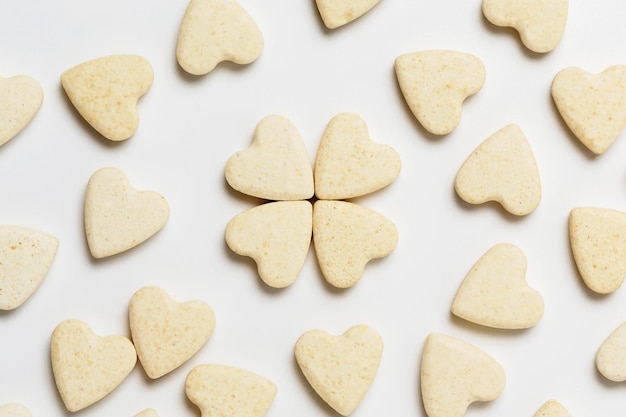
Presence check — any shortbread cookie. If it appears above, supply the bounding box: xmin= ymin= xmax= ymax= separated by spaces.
xmin=551 ymin=65 xmax=626 ymax=154
xmin=134 ymin=409 xmax=159 ymax=417
xmin=454 ymin=124 xmax=541 ymax=216
xmin=596 ymin=321 xmax=626 ymax=381
xmin=482 ymin=0 xmax=568 ymax=53
xmin=451 ymin=243 xmax=544 ymax=329
xmin=0 ymin=75 xmax=43 ymax=147
xmin=225 ymin=115 xmax=314 ymax=201
xmin=394 ymin=50 xmax=486 ymax=135
xmin=0 ymin=226 xmax=59 ymax=310
xmin=226 ymin=201 xmax=312 ymax=288
xmin=569 ymin=207 xmax=626 ymax=294
xmin=533 ymin=400 xmax=572 ymax=417
xmin=61 ymin=55 xmax=153 ymax=141
xmin=295 ymin=324 xmax=383 ymax=416
xmin=51 ymin=319 xmax=137 ymax=412
xmin=421 ymin=333 xmax=506 ymax=417
xmin=312 ymin=200 xmax=398 ymax=288
xmin=129 ymin=286 xmax=216 ymax=379
xmin=315 ymin=0 xmax=380 ymax=29
xmin=84 ymin=167 xmax=169 ymax=259
xmin=185 ymin=364 xmax=277 ymax=417
xmin=314 ymin=112 xmax=401 ymax=200
xmin=176 ymin=0 xmax=264 ymax=75
xmin=0 ymin=403 xmax=32 ymax=417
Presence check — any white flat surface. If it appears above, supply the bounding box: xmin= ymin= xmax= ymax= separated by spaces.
xmin=2 ymin=1 xmax=626 ymax=416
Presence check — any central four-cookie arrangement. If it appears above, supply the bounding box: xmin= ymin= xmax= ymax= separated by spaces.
xmin=2 ymin=1 xmax=626 ymax=417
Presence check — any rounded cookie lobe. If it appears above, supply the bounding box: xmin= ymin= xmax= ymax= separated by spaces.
xmin=0 ymin=75 xmax=43 ymax=147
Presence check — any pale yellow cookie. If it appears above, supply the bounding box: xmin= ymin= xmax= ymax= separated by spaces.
xmin=0 ymin=403 xmax=32 ymax=417
xmin=50 ymin=319 xmax=137 ymax=412
xmin=312 ymin=200 xmax=398 ymax=288
xmin=313 ymin=112 xmax=401 ymax=200
xmin=420 ymin=333 xmax=506 ymax=417
xmin=129 ymin=286 xmax=216 ymax=379
xmin=454 ymin=124 xmax=541 ymax=216
xmin=0 ymin=226 xmax=59 ymax=310
xmin=533 ymin=400 xmax=572 ymax=417
xmin=185 ymin=364 xmax=277 ymax=417
xmin=596 ymin=321 xmax=626 ymax=381
xmin=134 ymin=409 xmax=159 ymax=417
xmin=84 ymin=167 xmax=169 ymax=259
xmin=225 ymin=115 xmax=314 ymax=201
xmin=482 ymin=0 xmax=568 ymax=53
xmin=295 ymin=325 xmax=383 ymax=416
xmin=225 ymin=201 xmax=312 ymax=288
xmin=61 ymin=55 xmax=153 ymax=141
xmin=394 ymin=50 xmax=486 ymax=135
xmin=551 ymin=65 xmax=626 ymax=154
xmin=0 ymin=75 xmax=43 ymax=147
xmin=315 ymin=0 xmax=381 ymax=29
xmin=569 ymin=207 xmax=626 ymax=294
xmin=176 ymin=0 xmax=264 ymax=75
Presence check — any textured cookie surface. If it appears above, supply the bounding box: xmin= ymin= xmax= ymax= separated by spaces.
xmin=596 ymin=321 xmax=626 ymax=381
xmin=129 ymin=286 xmax=216 ymax=379
xmin=533 ymin=400 xmax=572 ymax=417
xmin=134 ymin=409 xmax=159 ymax=417
xmin=551 ymin=65 xmax=626 ymax=154
xmin=394 ymin=50 xmax=485 ymax=135
xmin=314 ymin=112 xmax=400 ymax=200
xmin=454 ymin=124 xmax=541 ymax=216
xmin=84 ymin=167 xmax=169 ymax=258
xmin=315 ymin=0 xmax=380 ymax=29
xmin=0 ymin=403 xmax=32 ymax=417
xmin=185 ymin=364 xmax=277 ymax=417
xmin=0 ymin=75 xmax=43 ymax=147
xmin=176 ymin=0 xmax=264 ymax=75
xmin=61 ymin=55 xmax=153 ymax=141
xmin=50 ymin=319 xmax=137 ymax=412
xmin=0 ymin=226 xmax=59 ymax=310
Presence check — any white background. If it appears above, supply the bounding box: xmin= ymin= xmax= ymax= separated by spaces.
xmin=2 ymin=1 xmax=626 ymax=416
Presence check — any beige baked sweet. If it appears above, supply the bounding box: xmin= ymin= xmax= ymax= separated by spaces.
xmin=312 ymin=200 xmax=398 ymax=288
xmin=596 ymin=321 xmax=626 ymax=382
xmin=50 ymin=319 xmax=137 ymax=412
xmin=134 ymin=409 xmax=159 ymax=417
xmin=0 ymin=226 xmax=59 ymax=310
xmin=225 ymin=115 xmax=314 ymax=201
xmin=176 ymin=0 xmax=264 ymax=75
xmin=454 ymin=124 xmax=541 ymax=216
xmin=314 ymin=112 xmax=401 ymax=200
xmin=394 ymin=50 xmax=486 ymax=135
xmin=185 ymin=364 xmax=277 ymax=417
xmin=420 ymin=333 xmax=506 ymax=417
xmin=129 ymin=286 xmax=216 ymax=379
xmin=84 ymin=167 xmax=169 ymax=259
xmin=482 ymin=0 xmax=568 ymax=53
xmin=551 ymin=65 xmax=626 ymax=154
xmin=0 ymin=403 xmax=32 ymax=417
xmin=295 ymin=324 xmax=383 ymax=416
xmin=0 ymin=75 xmax=43 ymax=147
xmin=569 ymin=207 xmax=626 ymax=294
xmin=451 ymin=243 xmax=544 ymax=329
xmin=61 ymin=55 xmax=153 ymax=141
xmin=315 ymin=0 xmax=381 ymax=29
xmin=533 ymin=400 xmax=572 ymax=417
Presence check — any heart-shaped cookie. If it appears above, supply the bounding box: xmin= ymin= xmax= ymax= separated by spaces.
xmin=50 ymin=319 xmax=137 ymax=412
xmin=421 ymin=333 xmax=506 ymax=417
xmin=61 ymin=55 xmax=153 ymax=141
xmin=225 ymin=115 xmax=314 ymax=201
xmin=295 ymin=324 xmax=383 ymax=416
xmin=314 ymin=112 xmax=401 ymax=200
xmin=454 ymin=124 xmax=541 ymax=216
xmin=0 ymin=403 xmax=32 ymax=417
xmin=482 ymin=0 xmax=568 ymax=53
xmin=185 ymin=364 xmax=277 ymax=417
xmin=551 ymin=65 xmax=626 ymax=154
xmin=84 ymin=167 xmax=169 ymax=259
xmin=569 ymin=207 xmax=626 ymax=294
xmin=226 ymin=201 xmax=312 ymax=288
xmin=176 ymin=0 xmax=264 ymax=75
xmin=451 ymin=243 xmax=544 ymax=329
xmin=596 ymin=321 xmax=626 ymax=382
xmin=129 ymin=286 xmax=216 ymax=379
xmin=0 ymin=75 xmax=43 ymax=147
xmin=312 ymin=200 xmax=398 ymax=288
xmin=134 ymin=409 xmax=159 ymax=417
xmin=315 ymin=0 xmax=381 ymax=29
xmin=0 ymin=226 xmax=59 ymax=311
xmin=532 ymin=400 xmax=572 ymax=417
xmin=394 ymin=50 xmax=486 ymax=135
